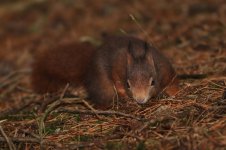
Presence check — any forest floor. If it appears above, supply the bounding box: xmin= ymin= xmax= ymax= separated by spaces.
xmin=0 ymin=0 xmax=226 ymax=149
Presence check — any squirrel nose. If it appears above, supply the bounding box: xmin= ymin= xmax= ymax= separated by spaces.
xmin=136 ymin=99 xmax=147 ymax=104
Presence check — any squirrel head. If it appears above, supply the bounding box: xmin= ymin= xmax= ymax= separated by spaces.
xmin=126 ymin=41 xmax=158 ymax=104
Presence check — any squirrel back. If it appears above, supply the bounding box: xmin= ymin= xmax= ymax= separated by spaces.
xmin=31 ymin=42 xmax=96 ymax=93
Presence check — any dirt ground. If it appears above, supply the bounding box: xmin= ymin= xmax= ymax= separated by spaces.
xmin=0 ymin=0 xmax=226 ymax=149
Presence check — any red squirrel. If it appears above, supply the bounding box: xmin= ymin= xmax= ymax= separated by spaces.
xmin=31 ymin=35 xmax=176 ymax=108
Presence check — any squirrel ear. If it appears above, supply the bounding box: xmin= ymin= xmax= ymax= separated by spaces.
xmin=147 ymin=51 xmax=157 ymax=75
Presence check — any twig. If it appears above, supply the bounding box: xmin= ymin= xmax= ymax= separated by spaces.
xmin=113 ymin=84 xmax=119 ymax=110
xmin=38 ymin=84 xmax=71 ymax=112
xmin=40 ymin=84 xmax=71 ymax=122
xmin=37 ymin=84 xmax=71 ymax=140
xmin=57 ymin=108 xmax=145 ymax=121
xmin=123 ymin=132 xmax=144 ymax=141
xmin=0 ymin=95 xmax=37 ymax=118
xmin=0 ymin=75 xmax=22 ymax=89
xmin=16 ymin=86 xmax=33 ymax=93
xmin=67 ymin=143 xmax=95 ymax=149
xmin=82 ymin=100 xmax=101 ymax=119
xmin=176 ymin=100 xmax=210 ymax=110
xmin=136 ymin=119 xmax=158 ymax=132
xmin=60 ymin=83 xmax=70 ymax=99
xmin=129 ymin=14 xmax=155 ymax=46
xmin=203 ymin=133 xmax=226 ymax=147
xmin=38 ymin=95 xmax=58 ymax=113
xmin=0 ymin=136 xmax=39 ymax=143
xmin=41 ymin=98 xmax=82 ymax=122
xmin=0 ymin=125 xmax=16 ymax=150
xmin=21 ymin=129 xmax=40 ymax=139
xmin=0 ymin=69 xmax=31 ymax=84
xmin=0 ymin=136 xmax=62 ymax=147
xmin=0 ymin=81 xmax=19 ymax=99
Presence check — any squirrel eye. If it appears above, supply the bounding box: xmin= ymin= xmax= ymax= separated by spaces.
xmin=149 ymin=78 xmax=155 ymax=86
xmin=151 ymin=80 xmax=155 ymax=86
xmin=127 ymin=80 xmax=131 ymax=89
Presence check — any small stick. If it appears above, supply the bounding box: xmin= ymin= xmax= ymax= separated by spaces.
xmin=16 ymin=86 xmax=34 ymax=93
xmin=42 ymin=83 xmax=102 ymax=119
xmin=0 ymin=136 xmax=39 ymax=143
xmin=123 ymin=132 xmax=144 ymax=141
xmin=0 ymin=95 xmax=37 ymax=118
xmin=40 ymin=97 xmax=84 ymax=120
xmin=60 ymin=83 xmax=70 ymax=99
xmin=129 ymin=14 xmax=155 ymax=47
xmin=42 ymin=84 xmax=70 ymax=121
xmin=57 ymin=108 xmax=144 ymax=121
xmin=0 ymin=137 xmax=62 ymax=147
xmin=68 ymin=143 xmax=95 ymax=149
xmin=0 ymin=75 xmax=22 ymax=89
xmin=37 ymin=84 xmax=71 ymax=140
xmin=21 ymin=129 xmax=40 ymax=139
xmin=0 ymin=125 xmax=16 ymax=150
xmin=0 ymin=69 xmax=31 ymax=84
xmin=0 ymin=81 xmax=19 ymax=99
xmin=136 ymin=119 xmax=158 ymax=132
xmin=82 ymin=100 xmax=101 ymax=119
xmin=113 ymin=85 xmax=119 ymax=110
xmin=119 ymin=28 xmax=128 ymax=35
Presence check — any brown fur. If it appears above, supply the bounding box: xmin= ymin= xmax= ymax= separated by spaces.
xmin=84 ymin=35 xmax=176 ymax=107
xmin=32 ymin=35 xmax=176 ymax=109
xmin=31 ymin=42 xmax=96 ymax=93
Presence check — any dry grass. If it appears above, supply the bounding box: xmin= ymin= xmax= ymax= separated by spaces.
xmin=0 ymin=0 xmax=226 ymax=149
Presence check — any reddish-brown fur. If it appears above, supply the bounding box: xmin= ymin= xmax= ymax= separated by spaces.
xmin=84 ymin=35 xmax=176 ymax=107
xmin=31 ymin=42 xmax=96 ymax=93
xmin=32 ymin=35 xmax=176 ymax=109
